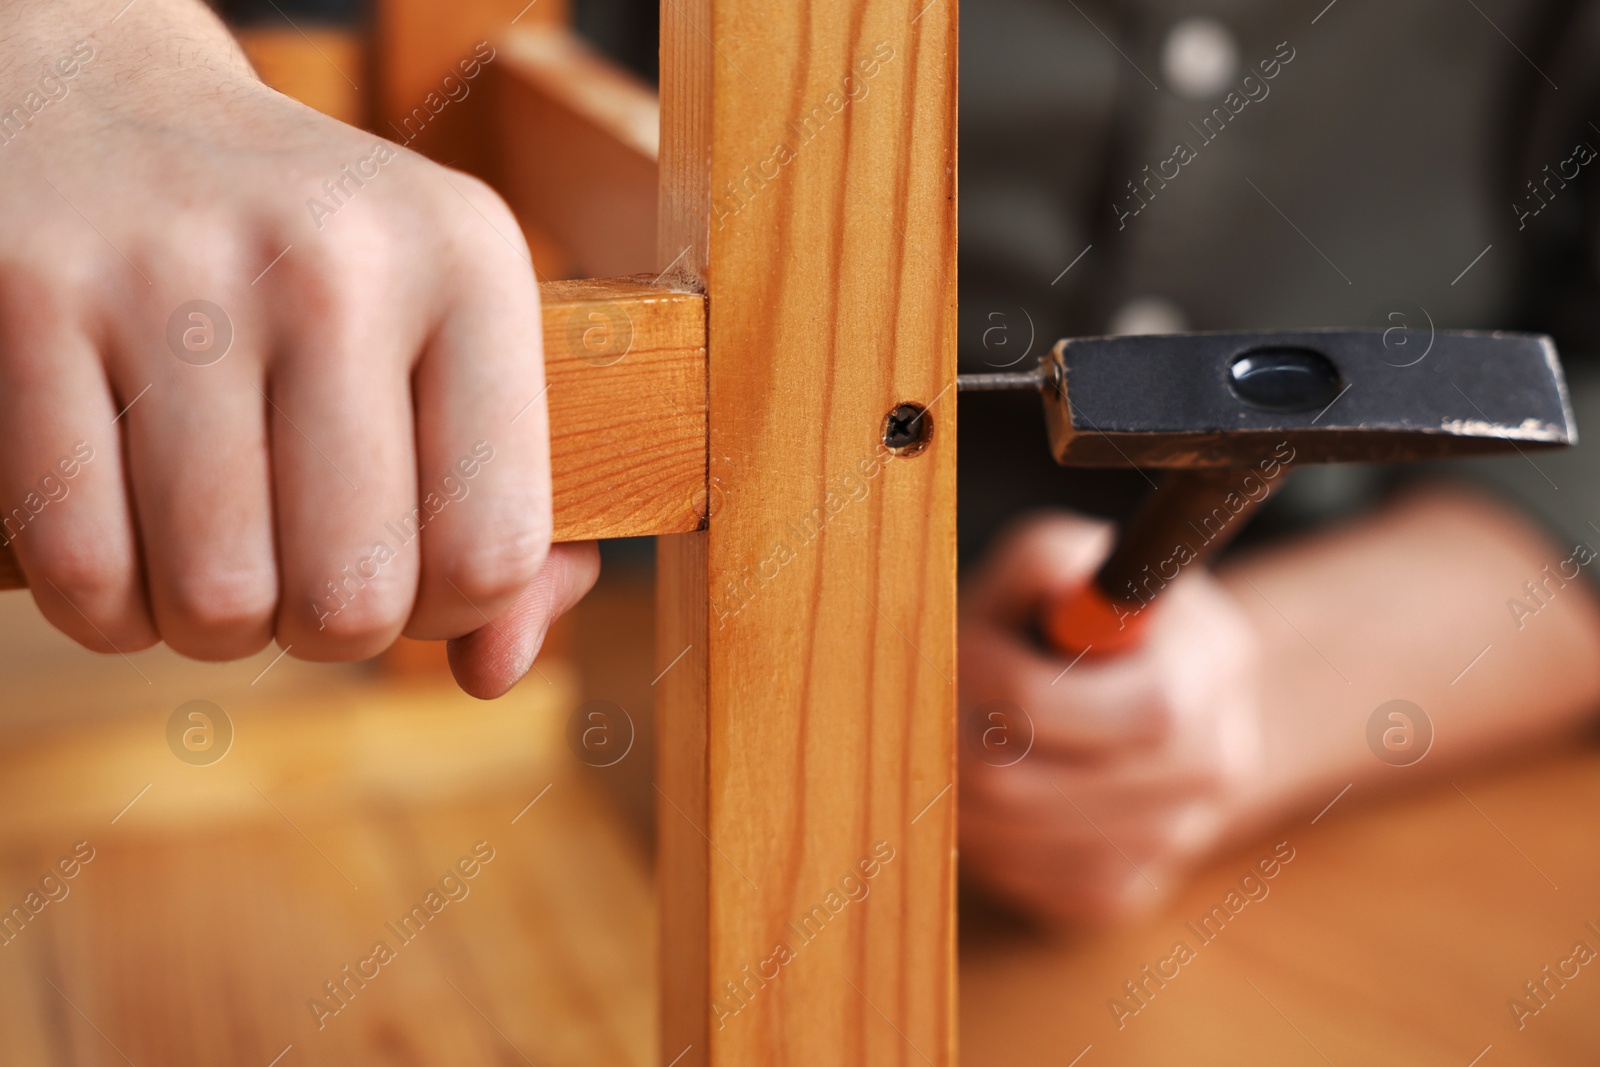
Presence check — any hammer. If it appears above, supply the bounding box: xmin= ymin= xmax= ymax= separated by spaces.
xmin=959 ymin=329 xmax=1575 ymax=656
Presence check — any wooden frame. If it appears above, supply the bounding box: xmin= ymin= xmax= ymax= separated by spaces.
xmin=487 ymin=6 xmax=964 ymax=1056
xmin=4 ymin=3 xmax=961 ymax=1063
xmin=655 ymin=2 xmax=958 ymax=1064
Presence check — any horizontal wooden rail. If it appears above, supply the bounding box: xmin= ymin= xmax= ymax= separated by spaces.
xmin=540 ymin=276 xmax=707 ymax=539
xmin=494 ymin=25 xmax=661 ymax=279
xmin=0 ymin=277 xmax=707 ymax=591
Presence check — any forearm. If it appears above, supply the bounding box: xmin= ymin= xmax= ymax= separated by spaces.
xmin=1219 ymin=484 xmax=1600 ymax=833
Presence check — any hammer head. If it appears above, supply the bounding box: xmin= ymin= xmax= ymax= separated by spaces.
xmin=1042 ymin=330 xmax=1575 ymax=468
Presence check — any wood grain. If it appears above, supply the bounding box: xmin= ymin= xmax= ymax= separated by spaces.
xmin=0 ymin=279 xmax=706 ymax=592
xmin=655 ymin=1 xmax=960 ymax=1064
xmin=0 ymin=687 xmax=658 ymax=1067
xmin=539 ymin=277 xmax=707 ymax=543
xmin=495 ymin=25 xmax=660 ymax=278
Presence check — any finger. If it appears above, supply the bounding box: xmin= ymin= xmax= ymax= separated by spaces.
xmin=115 ymin=305 xmax=276 ymax=660
xmin=962 ymin=620 xmax=1171 ymax=753
xmin=0 ymin=274 xmax=155 ymax=652
xmin=962 ymin=754 xmax=1236 ymax=818
xmin=447 ymin=541 xmax=599 ymax=699
xmin=270 ymin=283 xmax=422 ymax=660
xmin=960 ymin=800 xmax=1196 ymax=890
xmin=961 ymin=827 xmax=1173 ymax=927
xmin=406 ymin=210 xmax=550 ymax=640
xmin=959 ymin=806 xmax=1176 ymax=908
xmin=961 ymin=763 xmax=1225 ymax=859
xmin=963 ymin=511 xmax=1114 ymax=623
xmin=960 ymin=802 xmax=1173 ymax=872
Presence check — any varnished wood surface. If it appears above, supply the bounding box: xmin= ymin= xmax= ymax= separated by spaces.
xmin=0 ymin=278 xmax=707 ymax=591
xmin=961 ymin=747 xmax=1600 ymax=1066
xmin=495 ymin=26 xmax=660 ymax=278
xmin=2 ymin=583 xmax=1599 ymax=1065
xmin=655 ymin=1 xmax=960 ymax=1064
xmin=235 ymin=27 xmax=367 ymax=127
xmin=7 ymin=740 xmax=1599 ymax=1067
xmin=371 ymin=0 xmax=568 ymax=173
xmin=0 ymin=583 xmax=655 ymax=1067
xmin=0 ymin=770 xmax=657 ymax=1066
xmin=539 ymin=278 xmax=707 ymax=542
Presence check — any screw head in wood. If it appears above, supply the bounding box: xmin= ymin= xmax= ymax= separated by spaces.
xmin=882 ymin=402 xmax=932 ymax=455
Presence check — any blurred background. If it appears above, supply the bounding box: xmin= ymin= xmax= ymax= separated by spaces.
xmin=2 ymin=0 xmax=1598 ymax=1063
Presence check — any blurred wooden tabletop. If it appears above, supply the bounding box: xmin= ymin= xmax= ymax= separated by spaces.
xmin=961 ymin=746 xmax=1600 ymax=1066
xmin=0 ymin=584 xmax=1596 ymax=1065
xmin=0 ymin=587 xmax=657 ymax=1067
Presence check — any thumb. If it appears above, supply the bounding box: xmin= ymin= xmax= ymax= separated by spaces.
xmin=447 ymin=541 xmax=600 ymax=699
xmin=964 ymin=511 xmax=1114 ymax=624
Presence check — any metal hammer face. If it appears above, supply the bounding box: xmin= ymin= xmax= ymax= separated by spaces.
xmin=1040 ymin=329 xmax=1576 ymax=468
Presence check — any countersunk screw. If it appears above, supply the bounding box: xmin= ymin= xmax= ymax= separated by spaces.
xmin=882 ymin=402 xmax=933 ymax=455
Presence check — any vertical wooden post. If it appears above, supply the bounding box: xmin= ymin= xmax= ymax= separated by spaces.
xmin=656 ymin=0 xmax=958 ymax=1064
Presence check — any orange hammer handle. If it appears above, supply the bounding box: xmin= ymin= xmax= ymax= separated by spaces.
xmin=1038 ymin=468 xmax=1285 ymax=658
xmin=1040 ymin=581 xmax=1151 ymax=657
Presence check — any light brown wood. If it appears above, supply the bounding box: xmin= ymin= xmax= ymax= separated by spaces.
xmin=0 ymin=279 xmax=705 ymax=592
xmin=4 ymin=562 xmax=1600 ymax=1066
xmin=235 ymin=27 xmax=367 ymax=126
xmin=0 ymin=683 xmax=658 ymax=1066
xmin=371 ymin=0 xmax=569 ymax=172
xmin=495 ymin=25 xmax=660 ymax=278
xmin=0 ymin=549 xmax=656 ymax=1067
xmin=539 ymin=277 xmax=707 ymax=543
xmin=654 ymin=1 xmax=960 ymax=1064
xmin=0 ymin=663 xmax=576 ymax=842
xmin=961 ymin=751 xmax=1600 ymax=1065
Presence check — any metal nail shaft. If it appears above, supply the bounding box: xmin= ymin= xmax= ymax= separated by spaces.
xmin=956 ymin=368 xmax=1046 ymax=392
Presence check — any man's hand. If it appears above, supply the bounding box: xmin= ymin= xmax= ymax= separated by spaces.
xmin=0 ymin=0 xmax=596 ymax=696
xmin=959 ymin=512 xmax=1264 ymax=925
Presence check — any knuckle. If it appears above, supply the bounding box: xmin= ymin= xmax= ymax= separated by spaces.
xmin=446 ymin=172 xmax=515 ymax=225
xmin=29 ymin=543 xmax=154 ymax=651
xmin=301 ymin=579 xmax=411 ymax=655
xmin=277 ymin=238 xmax=368 ymax=316
xmin=439 ymin=529 xmax=548 ymax=607
xmin=164 ymin=565 xmax=278 ymax=635
xmin=1164 ymin=803 xmax=1224 ymax=854
xmin=31 ymin=538 xmax=131 ymax=605
xmin=145 ymin=218 xmax=254 ymax=294
xmin=442 ymin=179 xmax=530 ymax=263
